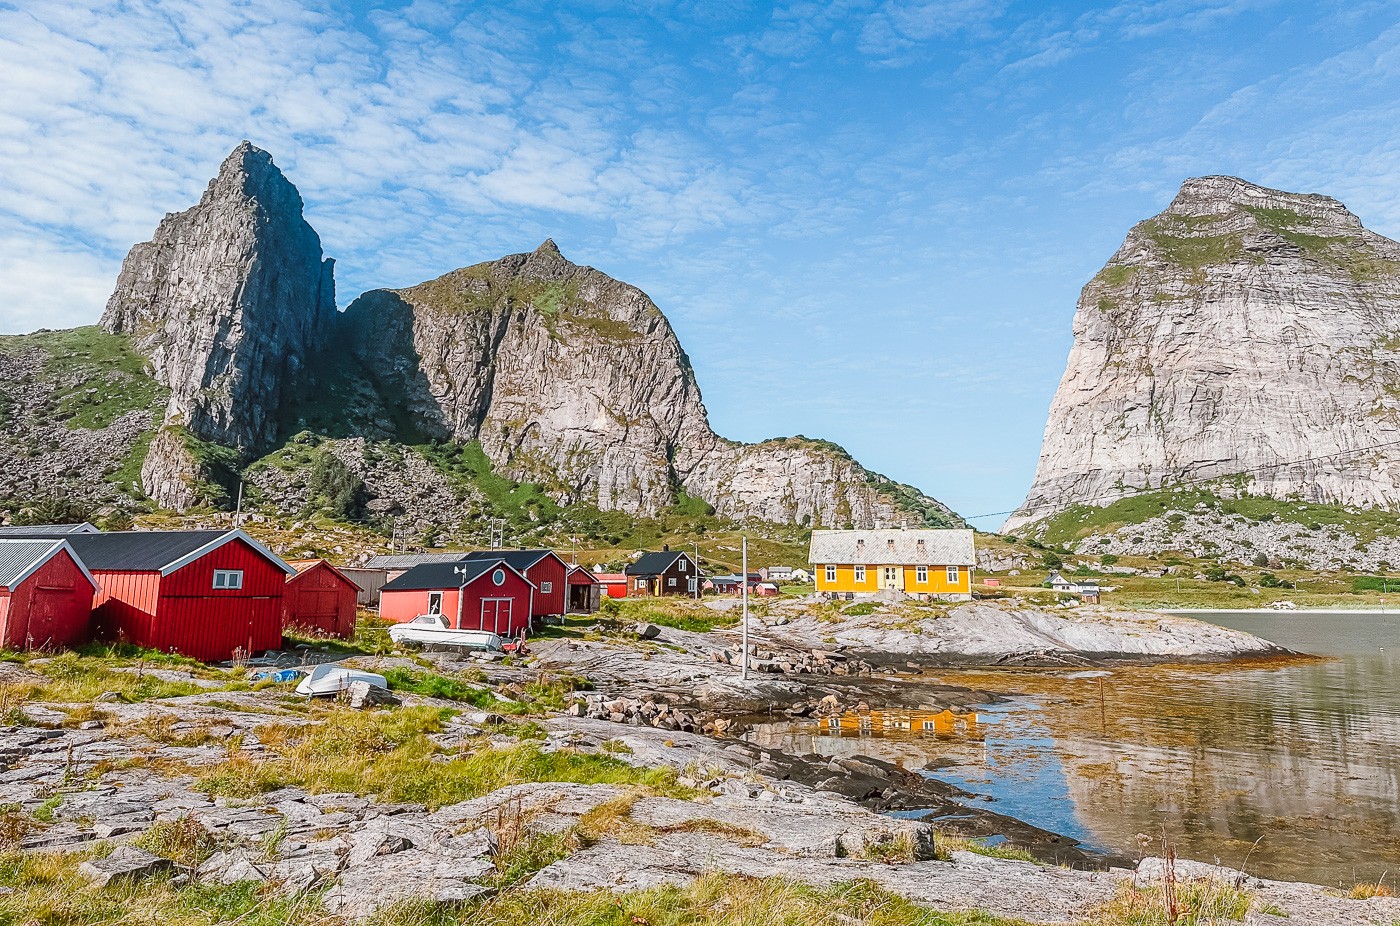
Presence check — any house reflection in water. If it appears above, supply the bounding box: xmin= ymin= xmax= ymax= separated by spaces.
xmin=820 ymin=708 xmax=981 ymax=739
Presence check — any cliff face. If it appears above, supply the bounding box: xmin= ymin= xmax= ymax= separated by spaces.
xmin=101 ymin=141 xmax=336 ymax=454
xmin=1007 ymin=176 xmax=1400 ymax=533
xmin=344 ymin=241 xmax=957 ymax=527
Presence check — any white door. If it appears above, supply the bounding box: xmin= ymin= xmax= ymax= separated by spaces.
xmin=884 ymin=567 xmax=900 ymax=589
xmin=427 ymin=591 xmax=443 ymax=614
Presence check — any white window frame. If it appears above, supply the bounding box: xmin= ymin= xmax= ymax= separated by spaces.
xmin=212 ymin=569 xmax=243 ymax=590
xmin=916 ymin=566 xmax=928 ymax=583
xmin=540 ymin=581 xmax=553 ymax=594
xmin=427 ymin=591 xmax=443 ymax=614
xmin=825 ymin=565 xmax=837 ymax=583
xmin=946 ymin=566 xmax=959 ymax=583
xmin=678 ymin=558 xmax=687 ymax=572
xmin=854 ymin=565 xmax=866 ymax=583
xmin=668 ymin=577 xmax=677 ymax=587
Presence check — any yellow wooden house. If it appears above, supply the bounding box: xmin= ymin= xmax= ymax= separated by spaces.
xmin=808 ymin=528 xmax=975 ymax=601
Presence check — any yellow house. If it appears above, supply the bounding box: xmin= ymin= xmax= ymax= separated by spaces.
xmin=808 ymin=528 xmax=975 ymax=601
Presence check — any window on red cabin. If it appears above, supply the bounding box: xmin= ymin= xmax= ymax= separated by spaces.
xmin=540 ymin=581 xmax=553 ymax=594
xmin=212 ymin=569 xmax=243 ymax=590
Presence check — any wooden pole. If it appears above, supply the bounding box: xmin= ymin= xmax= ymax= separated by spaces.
xmin=741 ymin=536 xmax=749 ymax=681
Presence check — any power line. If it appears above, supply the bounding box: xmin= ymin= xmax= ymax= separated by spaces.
xmin=963 ymin=435 xmax=1400 ymax=524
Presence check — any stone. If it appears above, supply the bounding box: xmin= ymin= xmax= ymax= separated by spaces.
xmin=198 ymin=851 xmax=268 ymax=885
xmin=345 ymin=681 xmax=399 ymax=709
xmin=636 ymin=623 xmax=662 ymax=640
xmin=1009 ymin=176 xmax=1400 ymax=537
xmin=102 ymin=141 xmax=335 ymax=468
xmin=79 ymin=846 xmax=174 ymax=887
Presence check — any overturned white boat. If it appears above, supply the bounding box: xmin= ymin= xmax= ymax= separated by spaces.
xmin=295 ymin=664 xmax=389 ymax=697
xmin=387 ymin=614 xmax=506 ymax=651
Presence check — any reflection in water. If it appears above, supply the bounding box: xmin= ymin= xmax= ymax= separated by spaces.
xmin=748 ymin=612 xmax=1400 ymax=887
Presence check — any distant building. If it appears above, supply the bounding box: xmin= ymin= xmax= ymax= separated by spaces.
xmin=0 ymin=538 xmax=98 ymax=650
xmin=595 ymin=573 xmax=628 ymax=599
xmin=1046 ymin=571 xmax=1101 ymax=603
xmin=283 ymin=559 xmax=359 ymax=640
xmin=809 ymin=528 xmax=976 ymax=601
xmin=624 ymin=549 xmax=702 ymax=597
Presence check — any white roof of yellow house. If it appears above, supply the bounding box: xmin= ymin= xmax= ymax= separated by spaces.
xmin=808 ymin=529 xmax=975 ymax=566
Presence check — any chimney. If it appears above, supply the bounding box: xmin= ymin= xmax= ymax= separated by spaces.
xmin=662 ymin=544 xmax=670 ymax=552
xmin=901 ymin=520 xmax=907 ymax=530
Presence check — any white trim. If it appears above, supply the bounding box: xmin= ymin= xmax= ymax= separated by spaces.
xmin=427 ymin=590 xmax=444 ymax=615
xmin=159 ymin=529 xmax=295 ymax=577
xmin=916 ymin=565 xmax=928 ymax=584
xmin=480 ymin=597 xmax=513 ymax=634
xmin=0 ymin=539 xmax=99 ymax=591
xmin=946 ymin=566 xmax=959 ymax=583
xmin=459 ymin=558 xmax=535 ymax=591
xmin=212 ymin=569 xmax=244 ymax=590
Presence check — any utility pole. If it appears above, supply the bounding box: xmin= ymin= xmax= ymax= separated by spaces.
xmin=490 ymin=518 xmax=505 ymax=550
xmin=234 ymin=481 xmax=244 ymax=528
xmin=693 ymin=541 xmax=700 ymax=600
xmin=741 ymin=536 xmax=749 ymax=681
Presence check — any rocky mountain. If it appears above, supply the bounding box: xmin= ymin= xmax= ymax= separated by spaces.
xmin=330 ymin=241 xmax=953 ymax=528
xmin=102 ymin=141 xmax=336 ymax=454
xmin=0 ymin=142 xmax=957 ymax=533
xmin=1007 ymin=176 xmax=1400 ymax=536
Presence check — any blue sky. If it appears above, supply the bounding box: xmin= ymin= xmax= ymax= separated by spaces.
xmin=2 ymin=1 xmax=1399 ymax=524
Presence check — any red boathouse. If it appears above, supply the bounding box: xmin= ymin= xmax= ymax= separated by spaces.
xmin=566 ymin=565 xmax=600 ymax=614
xmin=0 ymin=539 xmax=98 ymax=650
xmin=379 ymin=559 xmax=534 ymax=636
xmin=461 ymin=550 xmax=569 ymax=618
xmin=283 ymin=559 xmax=359 ymax=639
xmin=65 ymin=529 xmax=294 ymax=662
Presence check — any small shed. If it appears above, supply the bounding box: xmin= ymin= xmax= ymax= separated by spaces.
xmin=566 ymin=565 xmax=600 ymax=614
xmin=337 ymin=566 xmax=386 ymax=606
xmin=0 ymin=539 xmax=98 ymax=650
xmin=596 ymin=573 xmax=628 ymax=599
xmin=283 ymin=559 xmax=358 ymax=639
xmin=379 ymin=558 xmax=535 ymax=637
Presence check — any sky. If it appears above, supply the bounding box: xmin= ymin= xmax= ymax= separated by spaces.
xmin=3 ymin=0 xmax=1400 ymax=525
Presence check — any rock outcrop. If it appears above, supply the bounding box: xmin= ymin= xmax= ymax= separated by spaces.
xmin=101 ymin=141 xmax=336 ymax=454
xmin=342 ymin=241 xmax=956 ymax=526
xmin=1007 ymin=176 xmax=1400 ymax=532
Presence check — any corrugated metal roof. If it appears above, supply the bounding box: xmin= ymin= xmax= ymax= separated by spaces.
xmin=0 ymin=522 xmax=98 ymax=536
xmin=362 ymin=552 xmax=470 ymax=570
xmin=461 ymin=549 xmax=554 ymax=571
xmin=807 ymin=529 xmax=976 ymax=566
xmin=60 ymin=530 xmax=230 ymax=571
xmin=0 ymin=539 xmax=63 ymax=588
xmin=382 ymin=559 xmax=499 ymax=591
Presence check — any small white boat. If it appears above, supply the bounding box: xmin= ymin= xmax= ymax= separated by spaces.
xmin=387 ymin=614 xmax=506 ymax=651
xmin=295 ymin=664 xmax=389 ymax=697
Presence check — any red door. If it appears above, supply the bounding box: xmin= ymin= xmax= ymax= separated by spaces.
xmin=480 ymin=599 xmax=511 ymax=634
xmin=26 ymin=587 xmax=66 ymax=648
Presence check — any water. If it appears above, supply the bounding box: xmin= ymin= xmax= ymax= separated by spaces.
xmin=746 ymin=611 xmax=1400 ymax=887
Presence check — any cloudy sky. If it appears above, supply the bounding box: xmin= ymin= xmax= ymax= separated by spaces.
xmin=3 ymin=0 xmax=1399 ymax=522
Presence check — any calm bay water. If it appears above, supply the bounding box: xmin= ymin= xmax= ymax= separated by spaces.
xmin=746 ymin=611 xmax=1400 ymax=886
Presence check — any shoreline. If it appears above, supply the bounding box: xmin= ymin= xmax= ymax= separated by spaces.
xmin=1162 ymin=607 xmax=1398 ymax=615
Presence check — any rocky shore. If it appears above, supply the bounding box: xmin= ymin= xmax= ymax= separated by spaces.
xmin=3 ymin=602 xmax=1375 ymax=925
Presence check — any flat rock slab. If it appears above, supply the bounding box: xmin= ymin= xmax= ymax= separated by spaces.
xmin=79 ymin=846 xmax=174 ymax=887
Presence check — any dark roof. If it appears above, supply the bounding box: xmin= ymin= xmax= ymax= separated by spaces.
xmin=0 ymin=529 xmax=292 ymax=575
xmin=626 ymin=550 xmax=694 ymax=576
xmin=382 ymin=559 xmax=504 ymax=592
xmin=0 ymin=522 xmax=98 ymax=536
xmin=361 ymin=552 xmax=471 ymax=570
xmin=461 ymin=549 xmax=558 ymax=571
xmin=0 ymin=539 xmax=96 ymax=589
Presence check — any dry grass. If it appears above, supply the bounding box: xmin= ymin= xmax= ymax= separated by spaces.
xmin=1094 ymin=879 xmax=1254 ymax=925
xmin=1346 ymin=878 xmax=1393 ymax=899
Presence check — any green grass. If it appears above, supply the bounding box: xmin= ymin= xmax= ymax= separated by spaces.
xmin=381 ymin=667 xmax=523 ymax=711
xmin=417 ymin=440 xmax=562 ymax=529
xmin=1142 ymin=218 xmax=1243 ymax=270
xmin=188 ymin=706 xmax=691 ymax=809
xmin=0 ymin=855 xmax=1033 ymax=926
xmin=0 ymin=326 xmax=166 ymax=431
xmin=598 ymin=598 xmax=738 ymax=634
xmin=0 ymin=651 xmax=237 ymax=706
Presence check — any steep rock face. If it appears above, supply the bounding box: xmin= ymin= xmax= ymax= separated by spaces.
xmin=101 ymin=141 xmax=336 ymax=454
xmin=1007 ymin=176 xmax=1400 ymax=533
xmin=345 ymin=242 xmax=956 ymax=527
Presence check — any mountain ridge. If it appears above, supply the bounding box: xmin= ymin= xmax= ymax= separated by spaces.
xmin=0 ymin=142 xmax=960 ymax=536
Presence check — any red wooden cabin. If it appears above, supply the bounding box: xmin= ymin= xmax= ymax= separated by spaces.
xmin=283 ymin=559 xmax=358 ymax=639
xmin=0 ymin=539 xmax=98 ymax=650
xmin=565 ymin=565 xmax=600 ymax=614
xmin=379 ymin=558 xmax=534 ymax=636
xmin=461 ymin=550 xmax=569 ymax=618
xmin=596 ymin=573 xmax=628 ymax=599
xmin=64 ymin=529 xmax=294 ymax=662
